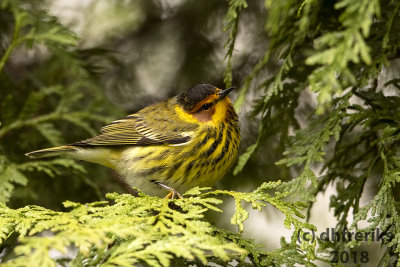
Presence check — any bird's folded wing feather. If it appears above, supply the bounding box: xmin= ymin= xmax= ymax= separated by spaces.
xmin=74 ymin=105 xmax=198 ymax=146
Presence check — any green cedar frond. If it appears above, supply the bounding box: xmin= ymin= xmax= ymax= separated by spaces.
xmin=223 ymin=0 xmax=248 ymax=89
xmin=17 ymin=159 xmax=86 ymax=178
xmin=0 ymin=184 xmax=316 ymax=266
xmin=306 ymin=0 xmax=380 ymax=111
xmin=0 ymin=156 xmax=28 ymax=203
xmin=229 ymin=0 xmax=400 ymax=264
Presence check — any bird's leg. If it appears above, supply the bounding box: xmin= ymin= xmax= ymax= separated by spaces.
xmin=155 ymin=182 xmax=183 ymax=199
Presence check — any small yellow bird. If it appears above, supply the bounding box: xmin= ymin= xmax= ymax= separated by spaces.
xmin=26 ymin=84 xmax=240 ymax=198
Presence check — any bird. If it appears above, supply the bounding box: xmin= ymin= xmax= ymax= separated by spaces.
xmin=26 ymin=84 xmax=240 ymax=198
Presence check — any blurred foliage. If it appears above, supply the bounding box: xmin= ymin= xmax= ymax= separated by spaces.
xmin=1 ymin=0 xmax=400 ymax=266
xmin=0 ymin=0 xmax=125 ymax=209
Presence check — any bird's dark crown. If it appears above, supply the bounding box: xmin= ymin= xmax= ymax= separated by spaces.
xmin=177 ymin=84 xmax=218 ymax=111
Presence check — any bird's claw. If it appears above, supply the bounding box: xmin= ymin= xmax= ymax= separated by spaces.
xmin=155 ymin=182 xmax=183 ymax=199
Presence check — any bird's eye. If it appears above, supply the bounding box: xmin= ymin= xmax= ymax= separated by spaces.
xmin=200 ymin=103 xmax=212 ymax=111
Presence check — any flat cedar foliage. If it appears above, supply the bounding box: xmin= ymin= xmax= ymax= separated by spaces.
xmin=0 ymin=0 xmax=400 ymax=266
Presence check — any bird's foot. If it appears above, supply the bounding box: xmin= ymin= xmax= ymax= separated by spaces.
xmin=155 ymin=182 xmax=183 ymax=199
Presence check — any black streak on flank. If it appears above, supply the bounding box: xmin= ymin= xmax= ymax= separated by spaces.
xmin=203 ymin=124 xmax=225 ymax=157
xmin=176 ymin=132 xmax=211 ymax=162
xmin=173 ymin=161 xmax=183 ymax=171
xmin=167 ymin=160 xmax=184 ymax=178
xmin=139 ymin=166 xmax=166 ymax=176
xmin=213 ymin=132 xmax=229 ymax=165
xmin=185 ymin=161 xmax=195 ymax=176
xmin=226 ymin=127 xmax=232 ymax=143
xmin=131 ymin=151 xmax=155 ymax=162
xmin=151 ymin=149 xmax=170 ymax=161
xmin=193 ymin=133 xmax=211 ymax=151
xmin=211 ymin=164 xmax=216 ymax=173
xmin=204 ymin=131 xmax=223 ymax=157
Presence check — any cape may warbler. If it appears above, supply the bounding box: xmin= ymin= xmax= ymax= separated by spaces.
xmin=26 ymin=84 xmax=240 ymax=198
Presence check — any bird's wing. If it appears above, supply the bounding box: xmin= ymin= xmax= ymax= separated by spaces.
xmin=74 ymin=103 xmax=198 ymax=146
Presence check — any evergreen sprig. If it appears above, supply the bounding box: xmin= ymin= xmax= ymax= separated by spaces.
xmin=306 ymin=0 xmax=380 ymax=112
xmin=0 ymin=183 xmax=315 ymax=266
xmin=223 ymin=0 xmax=248 ymax=89
xmin=226 ymin=0 xmax=400 ymax=265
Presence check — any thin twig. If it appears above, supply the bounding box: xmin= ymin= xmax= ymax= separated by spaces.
xmin=0 ymin=10 xmax=22 ymax=74
xmin=0 ymin=112 xmax=61 ymax=139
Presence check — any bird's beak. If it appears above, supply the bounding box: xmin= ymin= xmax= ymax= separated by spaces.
xmin=218 ymin=86 xmax=236 ymax=100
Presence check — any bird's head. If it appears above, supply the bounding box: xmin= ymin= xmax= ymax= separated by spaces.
xmin=176 ymin=84 xmax=236 ymax=124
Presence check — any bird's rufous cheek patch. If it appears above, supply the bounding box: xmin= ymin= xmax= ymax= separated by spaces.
xmin=193 ymin=107 xmax=216 ymax=122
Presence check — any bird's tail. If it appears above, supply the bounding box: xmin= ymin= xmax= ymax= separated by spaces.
xmin=25 ymin=145 xmax=79 ymax=159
